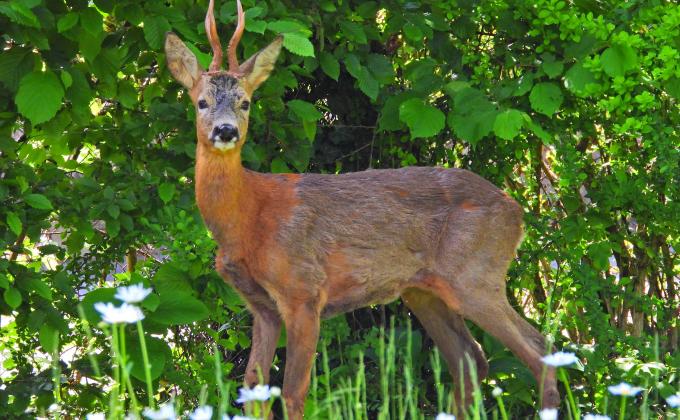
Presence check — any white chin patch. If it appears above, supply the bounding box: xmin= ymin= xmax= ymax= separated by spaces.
xmin=213 ymin=139 xmax=237 ymax=151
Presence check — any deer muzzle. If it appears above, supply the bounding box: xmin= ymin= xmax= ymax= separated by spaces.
xmin=211 ymin=123 xmax=239 ymax=150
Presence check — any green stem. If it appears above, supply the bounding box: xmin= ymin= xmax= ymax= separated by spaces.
xmin=77 ymin=305 xmax=101 ymax=378
xmin=619 ymin=396 xmax=626 ymax=420
xmin=213 ymin=343 xmax=226 ymax=416
xmin=110 ymin=325 xmax=121 ymax=418
xmin=496 ymin=396 xmax=508 ymax=420
xmin=51 ymin=331 xmax=61 ymax=420
xmin=137 ymin=320 xmax=155 ymax=408
xmin=119 ymin=323 xmax=139 ymax=414
xmin=559 ymin=368 xmax=579 ymax=419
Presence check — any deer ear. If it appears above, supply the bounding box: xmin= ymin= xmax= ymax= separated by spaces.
xmin=165 ymin=32 xmax=202 ymax=90
xmin=239 ymin=36 xmax=283 ymax=91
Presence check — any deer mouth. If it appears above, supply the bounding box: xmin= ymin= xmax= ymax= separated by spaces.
xmin=212 ymin=137 xmax=238 ymax=151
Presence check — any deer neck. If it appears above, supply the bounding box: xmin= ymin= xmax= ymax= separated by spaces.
xmin=195 ymin=142 xmax=251 ymax=248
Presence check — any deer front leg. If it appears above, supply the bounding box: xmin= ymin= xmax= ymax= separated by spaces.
xmin=244 ymin=303 xmax=281 ymax=388
xmin=279 ymin=301 xmax=321 ymax=420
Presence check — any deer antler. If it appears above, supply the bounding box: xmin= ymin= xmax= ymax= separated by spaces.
xmin=227 ymin=0 xmax=245 ymax=74
xmin=205 ymin=0 xmax=223 ymax=72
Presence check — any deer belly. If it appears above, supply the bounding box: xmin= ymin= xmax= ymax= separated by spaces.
xmin=319 ymin=248 xmax=422 ymax=318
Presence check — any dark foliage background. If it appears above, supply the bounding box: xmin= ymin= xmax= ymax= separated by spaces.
xmin=0 ymin=0 xmax=678 ymax=417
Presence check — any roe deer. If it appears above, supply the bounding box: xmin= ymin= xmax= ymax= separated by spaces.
xmin=164 ymin=0 xmax=560 ymax=417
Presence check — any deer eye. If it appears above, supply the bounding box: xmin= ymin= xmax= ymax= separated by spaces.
xmin=198 ymin=99 xmax=208 ymax=109
xmin=240 ymin=101 xmax=250 ymax=111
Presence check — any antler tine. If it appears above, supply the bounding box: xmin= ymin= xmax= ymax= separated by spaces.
xmin=205 ymin=0 xmax=223 ymax=72
xmin=227 ymin=0 xmax=245 ymax=74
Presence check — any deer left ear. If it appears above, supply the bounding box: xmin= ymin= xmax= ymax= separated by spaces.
xmin=239 ymin=36 xmax=283 ymax=91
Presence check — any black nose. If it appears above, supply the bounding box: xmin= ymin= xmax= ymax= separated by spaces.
xmin=212 ymin=124 xmax=239 ymax=142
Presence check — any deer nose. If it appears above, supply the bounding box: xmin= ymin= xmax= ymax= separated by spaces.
xmin=212 ymin=124 xmax=239 ymax=142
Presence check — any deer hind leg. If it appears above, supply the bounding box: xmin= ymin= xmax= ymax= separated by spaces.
xmin=402 ymin=288 xmax=488 ymax=413
xmin=459 ymin=297 xmax=560 ymax=408
xmin=415 ymin=271 xmax=560 ymax=408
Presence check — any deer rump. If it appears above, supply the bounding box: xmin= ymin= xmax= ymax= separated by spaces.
xmin=265 ymin=166 xmax=523 ymax=319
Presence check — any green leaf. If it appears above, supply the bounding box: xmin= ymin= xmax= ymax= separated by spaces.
xmin=57 ymin=12 xmax=79 ymax=33
xmin=80 ymin=7 xmax=103 ymax=35
xmin=15 ymin=71 xmax=65 ymax=125
xmin=106 ymin=204 xmax=120 ymax=219
xmin=39 ymin=324 xmax=59 ymax=352
xmin=267 ymin=20 xmax=310 ymax=35
xmin=0 ymin=48 xmax=34 ymax=92
xmin=344 ymin=54 xmax=362 ymax=80
xmin=319 ymin=52 xmax=340 ymax=81
xmin=529 ymin=82 xmax=563 ymax=117
xmin=246 ymin=19 xmax=267 ymax=34
xmin=24 ymin=193 xmax=53 ymax=210
xmin=542 ymin=53 xmax=564 ymax=78
xmin=288 ymin=99 xmax=322 ymax=122
xmin=118 ymin=80 xmax=138 ymax=108
xmin=493 ymin=109 xmax=525 ymax=140
xmin=403 ymin=22 xmax=423 ymax=42
xmin=158 ymin=183 xmax=175 ymax=203
xmin=366 ymin=54 xmax=394 ymax=84
xmin=143 ymin=15 xmax=171 ymax=50
xmin=448 ymin=87 xmax=498 ymax=144
xmin=3 ymin=287 xmax=22 ymax=309
xmin=339 ymin=21 xmax=367 ymax=44
xmin=60 ymin=70 xmax=72 ymax=89
xmin=153 ymin=262 xmax=193 ymax=296
xmin=148 ymin=292 xmax=209 ymax=325
xmin=0 ymin=1 xmax=40 ymax=28
xmin=600 ymin=44 xmax=637 ymax=78
xmin=106 ymin=219 xmax=120 ymax=238
xmin=378 ymin=92 xmax=416 ymax=131
xmin=270 ymin=157 xmax=291 ymax=173
xmin=282 ymin=33 xmax=315 ymax=57
xmin=399 ymin=98 xmax=446 ymax=139
xmin=128 ymin=336 xmax=168 ymax=380
xmin=357 ymin=68 xmax=379 ymax=101
xmin=0 ymin=274 xmax=8 ymax=289
xmin=28 ymin=278 xmax=52 ymax=300
xmin=564 ymin=63 xmax=597 ymax=95
xmin=6 ymin=212 xmax=22 ymax=236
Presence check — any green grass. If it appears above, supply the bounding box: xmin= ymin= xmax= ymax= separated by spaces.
xmin=64 ymin=305 xmax=679 ymax=420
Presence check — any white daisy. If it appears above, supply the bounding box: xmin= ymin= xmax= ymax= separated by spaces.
xmin=236 ymin=384 xmax=273 ymax=403
xmin=538 ymin=408 xmax=558 ymax=420
xmin=115 ymin=284 xmax=152 ymax=303
xmin=666 ymin=393 xmax=680 ymax=408
xmin=582 ymin=414 xmax=611 ymax=420
xmin=189 ymin=405 xmax=213 ymax=420
xmin=94 ymin=302 xmax=145 ymax=324
xmin=541 ymin=351 xmax=579 ymax=367
xmin=607 ymin=382 xmax=643 ymax=397
xmin=143 ymin=401 xmax=177 ymax=420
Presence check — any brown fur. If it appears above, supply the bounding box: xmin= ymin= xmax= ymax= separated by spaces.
xmin=165 ymin=31 xmax=560 ymax=419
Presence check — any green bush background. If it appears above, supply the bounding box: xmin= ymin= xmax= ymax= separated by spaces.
xmin=0 ymin=0 xmax=678 ymax=417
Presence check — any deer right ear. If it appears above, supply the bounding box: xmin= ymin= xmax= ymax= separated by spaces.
xmin=165 ymin=32 xmax=202 ymax=90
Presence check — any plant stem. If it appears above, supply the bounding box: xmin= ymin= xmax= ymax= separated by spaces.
xmin=77 ymin=304 xmax=101 ymax=378
xmin=110 ymin=324 xmax=121 ymax=417
xmin=619 ymin=396 xmax=626 ymax=420
xmin=51 ymin=331 xmax=61 ymax=420
xmin=119 ymin=323 xmax=139 ymax=415
xmin=137 ymin=320 xmax=155 ymax=408
xmin=559 ymin=368 xmax=579 ymax=419
xmin=496 ymin=395 xmax=508 ymax=420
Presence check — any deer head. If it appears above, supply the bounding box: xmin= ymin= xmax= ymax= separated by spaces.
xmin=165 ymin=0 xmax=282 ymax=153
